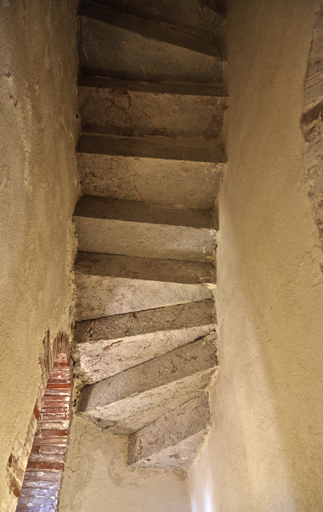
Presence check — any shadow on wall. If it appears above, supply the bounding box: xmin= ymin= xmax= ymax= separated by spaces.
xmin=301 ymin=3 xmax=323 ymax=260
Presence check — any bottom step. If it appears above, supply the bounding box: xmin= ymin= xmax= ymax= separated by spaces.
xmin=128 ymin=394 xmax=210 ymax=469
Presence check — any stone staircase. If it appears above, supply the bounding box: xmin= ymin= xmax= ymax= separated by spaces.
xmin=73 ymin=0 xmax=227 ymax=470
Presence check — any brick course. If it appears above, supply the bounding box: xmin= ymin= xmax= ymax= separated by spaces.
xmin=6 ymin=332 xmax=72 ymax=511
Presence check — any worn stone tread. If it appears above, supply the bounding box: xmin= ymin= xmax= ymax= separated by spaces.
xmin=79 ymin=16 xmax=223 ymax=84
xmin=74 ymin=300 xmax=215 ymax=343
xmin=78 ymin=334 xmax=216 ymax=406
xmin=88 ymin=0 xmax=225 ymax=44
xmin=74 ymin=252 xmax=216 ymax=285
xmin=79 ymin=370 xmax=214 ymax=434
xmin=74 ymin=195 xmax=213 ymax=229
xmin=78 ymin=76 xmax=228 ymax=97
xmin=74 ymin=196 xmax=216 ymax=262
xmin=79 ymin=1 xmax=223 ymax=58
xmin=128 ymin=393 xmax=210 ymax=468
xmin=75 ymin=271 xmax=213 ymax=320
xmin=74 ymin=324 xmax=215 ymax=384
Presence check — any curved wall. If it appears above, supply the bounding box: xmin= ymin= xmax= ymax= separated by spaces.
xmin=189 ymin=1 xmax=323 ymax=510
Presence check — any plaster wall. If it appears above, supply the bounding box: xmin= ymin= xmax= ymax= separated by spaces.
xmin=58 ymin=417 xmax=191 ymax=512
xmin=0 ymin=1 xmax=79 ymax=509
xmin=188 ymin=0 xmax=323 ymax=510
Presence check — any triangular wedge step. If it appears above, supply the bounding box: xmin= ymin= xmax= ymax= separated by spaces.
xmin=78 ymin=78 xmax=227 ymax=139
xmin=79 ymin=2 xmax=223 ymax=58
xmin=78 ymin=16 xmax=223 ymax=84
xmin=73 ymin=299 xmax=215 ymax=384
xmin=128 ymin=393 xmax=210 ymax=469
xmin=77 ymin=150 xmax=224 ymax=210
xmin=77 ymin=333 xmax=218 ymax=434
xmin=74 ymin=252 xmax=215 ymax=321
xmin=74 ymin=196 xmax=217 ymax=262
xmin=86 ymin=0 xmax=225 ymax=47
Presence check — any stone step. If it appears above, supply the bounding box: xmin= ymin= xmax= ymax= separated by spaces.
xmin=78 ymin=80 xmax=227 ymax=139
xmin=75 ymin=252 xmax=216 ymax=285
xmin=87 ymin=0 xmax=225 ymax=46
xmin=75 ymin=298 xmax=215 ymax=343
xmin=128 ymin=393 xmax=210 ymax=469
xmin=77 ymin=133 xmax=225 ymax=163
xmin=74 ymin=196 xmax=216 ymax=262
xmin=77 ymin=333 xmax=217 ymax=434
xmin=74 ymin=324 xmax=215 ymax=385
xmin=77 ymin=150 xmax=224 ymax=210
xmin=74 ymin=254 xmax=214 ymax=321
xmin=79 ymin=76 xmax=228 ymax=97
xmin=78 ymin=15 xmax=223 ymax=84
xmin=73 ymin=299 xmax=215 ymax=384
xmin=79 ymin=2 xmax=223 ymax=58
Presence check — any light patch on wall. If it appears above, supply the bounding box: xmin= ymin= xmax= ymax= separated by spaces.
xmin=191 ymin=485 xmax=217 ymax=512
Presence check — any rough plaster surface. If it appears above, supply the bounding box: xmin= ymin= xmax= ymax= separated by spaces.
xmin=0 ymin=2 xmax=79 ymax=509
xmin=188 ymin=1 xmax=323 ymax=511
xmin=302 ymin=4 xmax=323 ymax=257
xmin=58 ymin=417 xmax=191 ymax=512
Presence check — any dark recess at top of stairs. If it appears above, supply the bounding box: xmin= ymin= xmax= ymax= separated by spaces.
xmin=79 ymin=1 xmax=224 ymax=59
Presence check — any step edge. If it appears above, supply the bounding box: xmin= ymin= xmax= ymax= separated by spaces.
xmin=78 ymin=76 xmax=228 ymax=97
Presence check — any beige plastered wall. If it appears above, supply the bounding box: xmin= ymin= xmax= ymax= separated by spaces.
xmin=58 ymin=417 xmax=191 ymax=512
xmin=189 ymin=0 xmax=323 ymax=510
xmin=0 ymin=1 xmax=80 ymax=509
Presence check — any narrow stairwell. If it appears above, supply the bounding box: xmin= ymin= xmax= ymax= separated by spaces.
xmin=73 ymin=0 xmax=227 ymax=470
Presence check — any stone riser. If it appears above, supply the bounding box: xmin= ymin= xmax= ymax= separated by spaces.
xmin=78 ymin=85 xmax=226 ymax=140
xmin=77 ymin=153 xmax=224 ymax=210
xmin=74 ymin=217 xmax=216 ymax=262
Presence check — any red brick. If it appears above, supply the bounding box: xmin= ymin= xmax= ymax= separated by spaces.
xmin=19 ymin=487 xmax=59 ymax=498
xmin=17 ymin=495 xmax=58 ymax=506
xmin=23 ymin=471 xmax=62 ymax=482
xmin=33 ymin=405 xmax=40 ymax=421
xmin=8 ymin=475 xmax=21 ymax=497
xmin=46 ymin=383 xmax=71 ymax=389
xmin=34 ymin=429 xmax=69 ymax=437
xmin=32 ymin=437 xmax=68 ymax=446
xmin=27 ymin=460 xmax=64 ymax=471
